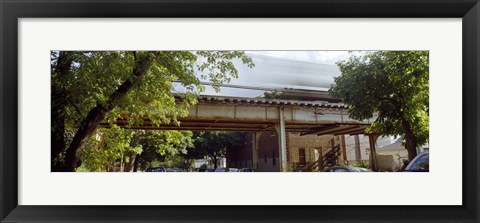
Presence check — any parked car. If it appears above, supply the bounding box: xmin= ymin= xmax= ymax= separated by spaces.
xmin=168 ymin=167 xmax=181 ymax=172
xmin=145 ymin=167 xmax=167 ymax=172
xmin=404 ymin=152 xmax=429 ymax=172
xmin=324 ymin=166 xmax=372 ymax=172
xmin=238 ymin=168 xmax=255 ymax=172
xmin=214 ymin=168 xmax=239 ymax=172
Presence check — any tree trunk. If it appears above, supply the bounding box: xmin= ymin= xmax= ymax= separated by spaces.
xmin=125 ymin=135 xmax=141 ymax=172
xmin=213 ymin=156 xmax=218 ymax=169
xmin=133 ymin=154 xmax=140 ymax=172
xmin=60 ymin=52 xmax=154 ymax=171
xmin=51 ymin=52 xmax=75 ymax=171
xmin=124 ymin=153 xmax=136 ymax=172
xmin=401 ymin=117 xmax=418 ymax=161
xmin=51 ymin=88 xmax=66 ymax=171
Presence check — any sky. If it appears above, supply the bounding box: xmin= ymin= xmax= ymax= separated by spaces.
xmin=199 ymin=51 xmax=354 ymax=97
xmin=246 ymin=51 xmax=352 ymax=65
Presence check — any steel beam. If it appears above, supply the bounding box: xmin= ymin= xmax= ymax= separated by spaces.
xmin=102 ymin=97 xmax=377 ymax=133
xmin=332 ymin=126 xmax=368 ymax=135
xmin=252 ymin=132 xmax=261 ymax=171
xmin=316 ymin=125 xmax=361 ymax=136
xmin=300 ymin=124 xmax=339 ymax=136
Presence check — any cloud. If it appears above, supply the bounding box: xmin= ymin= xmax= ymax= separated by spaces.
xmin=246 ymin=51 xmax=352 ymax=65
xmin=193 ymin=51 xmax=363 ymax=97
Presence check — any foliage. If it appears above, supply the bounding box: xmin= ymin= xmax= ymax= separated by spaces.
xmin=192 ymin=131 xmax=242 ymax=169
xmin=156 ymin=155 xmax=193 ymax=169
xmin=51 ymin=51 xmax=254 ymax=171
xmin=77 ymin=127 xmax=193 ymax=172
xmin=351 ymin=160 xmax=369 ymax=169
xmin=260 ymin=90 xmax=282 ymax=99
xmin=77 ymin=126 xmax=139 ymax=172
xmin=53 ymin=51 xmax=253 ymax=134
xmin=330 ymin=51 xmax=429 ymax=160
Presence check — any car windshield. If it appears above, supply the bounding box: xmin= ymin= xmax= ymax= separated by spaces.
xmin=350 ymin=167 xmax=362 ymax=172
xmin=406 ymin=153 xmax=429 ymax=172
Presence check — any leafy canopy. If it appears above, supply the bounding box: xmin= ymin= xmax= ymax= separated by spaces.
xmin=193 ymin=131 xmax=242 ymax=162
xmin=77 ymin=127 xmax=193 ymax=172
xmin=52 ymin=51 xmax=254 ymax=131
xmin=329 ymin=51 xmax=429 ymax=146
xmin=52 ymin=51 xmax=254 ymax=171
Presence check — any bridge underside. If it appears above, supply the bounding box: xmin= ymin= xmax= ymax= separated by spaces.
xmin=101 ymin=95 xmax=375 ymax=136
xmin=107 ymin=117 xmax=370 ymax=136
xmin=100 ymin=96 xmax=379 ymax=171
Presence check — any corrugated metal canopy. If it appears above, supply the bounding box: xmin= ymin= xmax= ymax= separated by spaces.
xmin=195 ymin=95 xmax=348 ymax=109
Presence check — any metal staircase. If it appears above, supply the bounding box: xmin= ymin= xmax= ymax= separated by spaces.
xmin=295 ymin=139 xmax=342 ymax=172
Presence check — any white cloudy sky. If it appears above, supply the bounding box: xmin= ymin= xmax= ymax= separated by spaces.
xmin=246 ymin=51 xmax=352 ymax=65
xmin=196 ymin=51 xmax=358 ymax=97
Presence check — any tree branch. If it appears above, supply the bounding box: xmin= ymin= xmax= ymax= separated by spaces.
xmin=61 ymin=52 xmax=154 ymax=171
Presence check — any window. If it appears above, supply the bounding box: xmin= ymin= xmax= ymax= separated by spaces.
xmin=299 ymin=148 xmax=306 ymax=165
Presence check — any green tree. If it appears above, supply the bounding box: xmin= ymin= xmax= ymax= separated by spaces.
xmin=51 ymin=51 xmax=253 ymax=171
xmin=193 ymin=131 xmax=242 ymax=169
xmin=77 ymin=127 xmax=194 ymax=172
xmin=260 ymin=90 xmax=282 ymax=99
xmin=77 ymin=126 xmax=141 ymax=172
xmin=330 ymin=51 xmax=428 ymax=161
xmin=133 ymin=130 xmax=194 ymax=171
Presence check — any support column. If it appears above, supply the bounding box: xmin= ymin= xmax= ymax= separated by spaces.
xmin=340 ymin=135 xmax=347 ymax=164
xmin=252 ymin=132 xmax=261 ymax=171
xmin=368 ymin=134 xmax=380 ymax=171
xmin=318 ymin=147 xmax=324 ymax=171
xmin=354 ymin=135 xmax=361 ymax=161
xmin=274 ymin=107 xmax=288 ymax=172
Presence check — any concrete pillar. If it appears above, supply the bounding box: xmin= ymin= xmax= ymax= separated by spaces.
xmin=252 ymin=132 xmax=261 ymax=170
xmin=274 ymin=107 xmax=288 ymax=172
xmin=318 ymin=147 xmax=324 ymax=171
xmin=340 ymin=135 xmax=347 ymax=163
xmin=354 ymin=135 xmax=361 ymax=161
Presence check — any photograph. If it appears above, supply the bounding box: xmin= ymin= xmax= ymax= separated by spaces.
xmin=51 ymin=50 xmax=429 ymax=173
xmin=2 ymin=0 xmax=478 ymax=221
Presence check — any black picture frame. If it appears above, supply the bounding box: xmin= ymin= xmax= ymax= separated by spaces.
xmin=1 ymin=0 xmax=479 ymax=222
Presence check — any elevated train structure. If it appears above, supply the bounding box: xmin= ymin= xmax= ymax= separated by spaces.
xmin=102 ymin=94 xmax=380 ymax=171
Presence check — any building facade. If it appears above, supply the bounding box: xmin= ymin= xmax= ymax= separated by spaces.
xmin=226 ymin=131 xmax=371 ymax=172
